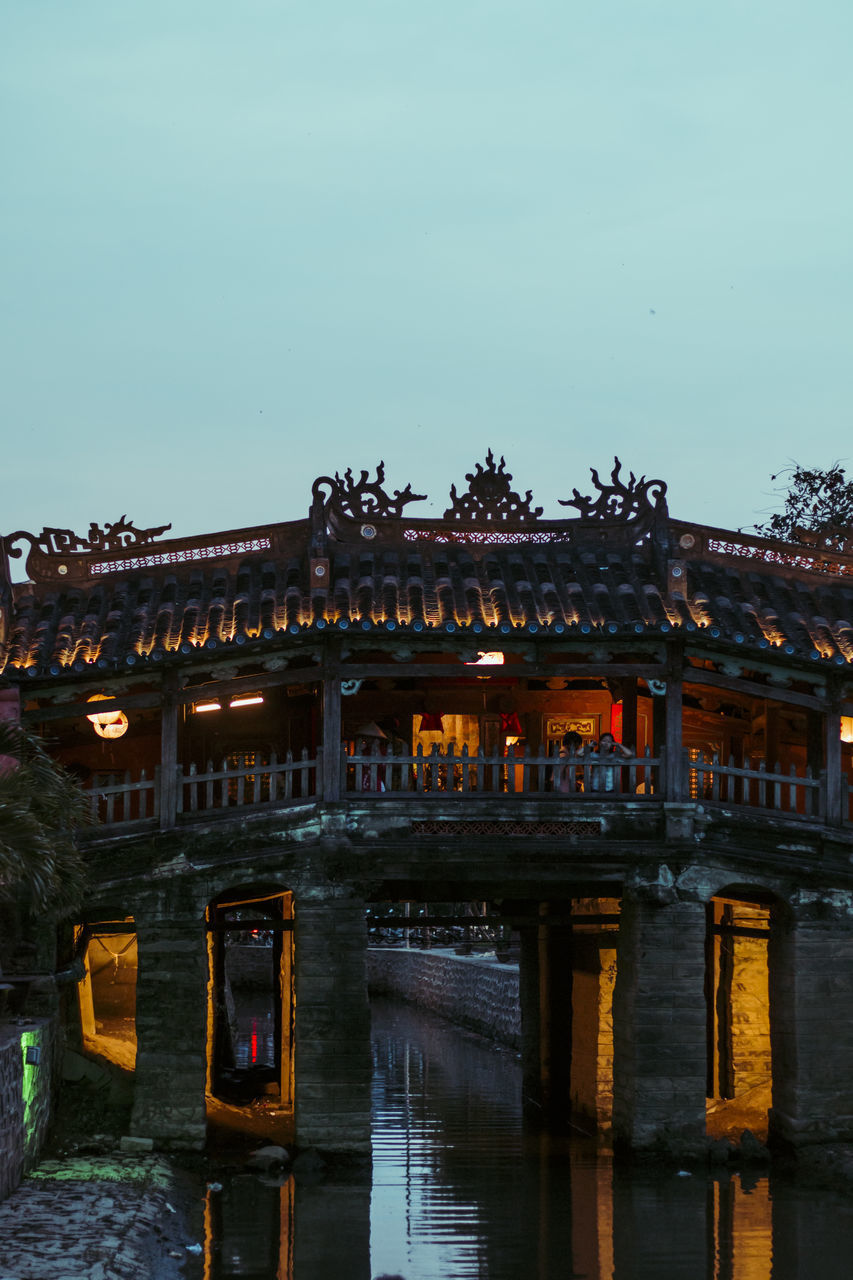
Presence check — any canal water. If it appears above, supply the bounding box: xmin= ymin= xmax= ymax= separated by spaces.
xmin=197 ymin=996 xmax=853 ymax=1280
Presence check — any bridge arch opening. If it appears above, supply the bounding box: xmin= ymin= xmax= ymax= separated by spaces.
xmin=205 ymin=884 xmax=294 ymax=1144
xmin=705 ymin=885 xmax=785 ymax=1142
xmin=74 ymin=918 xmax=138 ymax=1073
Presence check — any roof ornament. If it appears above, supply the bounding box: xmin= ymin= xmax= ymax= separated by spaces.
xmin=559 ymin=458 xmax=667 ymax=525
xmin=444 ymin=451 xmax=543 ymax=523
xmin=312 ymin=462 xmax=426 ymax=521
xmin=4 ymin=516 xmax=173 ymax=564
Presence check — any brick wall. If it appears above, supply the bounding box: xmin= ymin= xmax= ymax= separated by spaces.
xmin=0 ymin=1017 xmax=59 ymax=1203
xmin=367 ymin=948 xmax=521 ymax=1050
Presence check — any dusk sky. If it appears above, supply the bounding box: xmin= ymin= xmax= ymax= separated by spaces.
xmin=3 ymin=1 xmax=852 ymax=570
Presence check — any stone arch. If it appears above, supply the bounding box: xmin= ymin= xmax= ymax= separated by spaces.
xmin=205 ymin=881 xmax=295 ymax=1145
xmin=704 ymin=882 xmax=788 ymax=1143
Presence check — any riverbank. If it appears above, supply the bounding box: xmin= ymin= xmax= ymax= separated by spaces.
xmin=0 ymin=1152 xmax=192 ymax=1280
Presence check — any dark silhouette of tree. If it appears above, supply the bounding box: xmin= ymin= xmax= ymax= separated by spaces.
xmin=755 ymin=463 xmax=853 ymax=544
xmin=0 ymin=721 xmax=89 ymax=916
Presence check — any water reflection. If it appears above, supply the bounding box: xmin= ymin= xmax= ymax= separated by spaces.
xmin=197 ymin=996 xmax=853 ymax=1280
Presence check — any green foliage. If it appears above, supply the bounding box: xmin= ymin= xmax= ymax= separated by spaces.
xmin=0 ymin=721 xmax=90 ymax=916
xmin=755 ymin=463 xmax=853 ymax=543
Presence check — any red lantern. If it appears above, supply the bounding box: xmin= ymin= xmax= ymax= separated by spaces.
xmin=419 ymin=713 xmax=445 ymax=732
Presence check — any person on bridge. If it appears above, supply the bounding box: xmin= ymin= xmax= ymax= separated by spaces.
xmin=590 ymin=731 xmax=633 ymax=792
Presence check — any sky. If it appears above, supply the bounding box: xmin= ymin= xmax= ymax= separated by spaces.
xmin=3 ymin=1 xmax=852 ymax=569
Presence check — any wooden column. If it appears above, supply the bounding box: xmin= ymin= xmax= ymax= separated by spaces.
xmin=159 ymin=672 xmax=179 ymax=831
xmin=824 ymin=679 xmax=842 ymax=827
xmin=622 ymin=678 xmax=638 ymax=751
xmin=664 ymin=642 xmax=684 ymax=800
xmin=322 ymin=640 xmax=342 ymax=802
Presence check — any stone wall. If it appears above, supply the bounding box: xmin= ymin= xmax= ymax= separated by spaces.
xmin=0 ymin=1017 xmax=60 ymax=1203
xmin=367 ymin=948 xmax=521 ymax=1050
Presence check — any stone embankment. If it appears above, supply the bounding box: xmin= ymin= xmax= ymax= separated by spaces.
xmin=0 ymin=1015 xmax=60 ymax=1203
xmin=367 ymin=947 xmax=521 ymax=1049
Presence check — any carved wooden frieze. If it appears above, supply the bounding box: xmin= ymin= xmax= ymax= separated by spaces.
xmin=3 ymin=517 xmax=172 ymax=582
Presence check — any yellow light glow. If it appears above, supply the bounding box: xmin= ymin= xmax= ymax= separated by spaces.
xmin=194 ymin=701 xmax=222 ymax=713
xmin=86 ymin=693 xmax=123 ymax=726
xmin=468 ymin=651 xmax=505 ymax=666
xmin=841 ymin=716 xmax=853 ymax=743
xmin=93 ymin=711 xmax=128 ymax=739
xmin=229 ymin=694 xmax=264 ymax=708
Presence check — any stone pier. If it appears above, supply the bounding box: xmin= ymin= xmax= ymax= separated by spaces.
xmin=294 ymin=892 xmax=372 ymax=1158
xmin=130 ymin=910 xmax=208 ymax=1150
xmin=770 ymin=890 xmax=853 ymax=1147
xmin=612 ymin=872 xmax=707 ymax=1155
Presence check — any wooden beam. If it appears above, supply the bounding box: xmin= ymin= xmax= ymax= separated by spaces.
xmin=825 ymin=679 xmax=843 ymax=827
xmin=22 ymin=690 xmax=162 ymax=725
xmin=664 ymin=642 xmax=684 ymax=799
xmin=338 ymin=662 xmax=667 ymax=682
xmin=322 ymin=640 xmax=342 ymax=802
xmin=159 ymin=672 xmax=179 ymax=832
xmin=684 ymin=666 xmax=823 ymax=711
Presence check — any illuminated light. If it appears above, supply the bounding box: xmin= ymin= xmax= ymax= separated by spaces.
xmin=841 ymin=717 xmax=853 ymax=743
xmin=86 ymin=694 xmax=123 ymax=726
xmin=194 ymin=700 xmax=222 ymax=713
xmin=467 ymin=651 xmax=504 ymax=666
xmin=229 ymin=694 xmax=264 ymax=708
xmin=93 ymin=712 xmax=128 ymax=739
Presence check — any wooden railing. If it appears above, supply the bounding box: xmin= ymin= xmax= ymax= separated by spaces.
xmin=690 ymin=754 xmax=822 ymax=821
xmin=178 ymin=750 xmax=318 ymax=816
xmin=82 ymin=744 xmax=841 ymax=832
xmin=342 ymin=744 xmax=662 ymax=798
xmin=87 ymin=769 xmax=159 ymax=826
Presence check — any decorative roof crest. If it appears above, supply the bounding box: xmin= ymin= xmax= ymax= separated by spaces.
xmin=4 ymin=516 xmax=173 ymax=564
xmin=559 ymin=458 xmax=667 ymax=525
xmin=444 ymin=451 xmax=543 ymax=523
xmin=312 ymin=462 xmax=426 ymax=521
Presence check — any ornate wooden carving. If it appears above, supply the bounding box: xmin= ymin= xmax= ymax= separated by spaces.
xmin=4 ymin=517 xmax=172 ymax=563
xmin=312 ymin=462 xmax=426 ymax=521
xmin=444 ymin=451 xmax=543 ymax=523
xmin=559 ymin=458 xmax=667 ymax=526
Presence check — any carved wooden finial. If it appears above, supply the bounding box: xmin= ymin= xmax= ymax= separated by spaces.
xmin=444 ymin=451 xmax=543 ymax=523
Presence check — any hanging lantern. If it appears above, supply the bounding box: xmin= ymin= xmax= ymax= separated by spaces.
xmin=500 ymin=711 xmax=523 ymax=737
xmin=86 ymin=694 xmax=128 ymax=739
xmin=93 ymin=711 xmax=128 ymax=740
xmin=419 ymin=713 xmax=445 ymax=733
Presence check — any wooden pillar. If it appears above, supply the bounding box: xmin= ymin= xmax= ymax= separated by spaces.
xmin=159 ymin=672 xmax=179 ymax=831
xmin=622 ymin=678 xmax=638 ymax=751
xmin=322 ymin=641 xmax=342 ymax=802
xmin=664 ymin=643 xmax=684 ymax=800
xmin=824 ymin=680 xmax=842 ymax=827
xmin=765 ymin=701 xmax=780 ymax=770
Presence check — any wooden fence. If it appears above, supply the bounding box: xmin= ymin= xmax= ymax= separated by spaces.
xmin=342 ymin=743 xmax=662 ymax=798
xmin=83 ymin=745 xmax=836 ymax=831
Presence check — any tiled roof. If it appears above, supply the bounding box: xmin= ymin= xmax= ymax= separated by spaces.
xmin=3 ymin=457 xmax=853 ymax=678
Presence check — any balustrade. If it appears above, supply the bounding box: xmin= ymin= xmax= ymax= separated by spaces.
xmin=81 ymin=742 xmax=840 ymax=834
